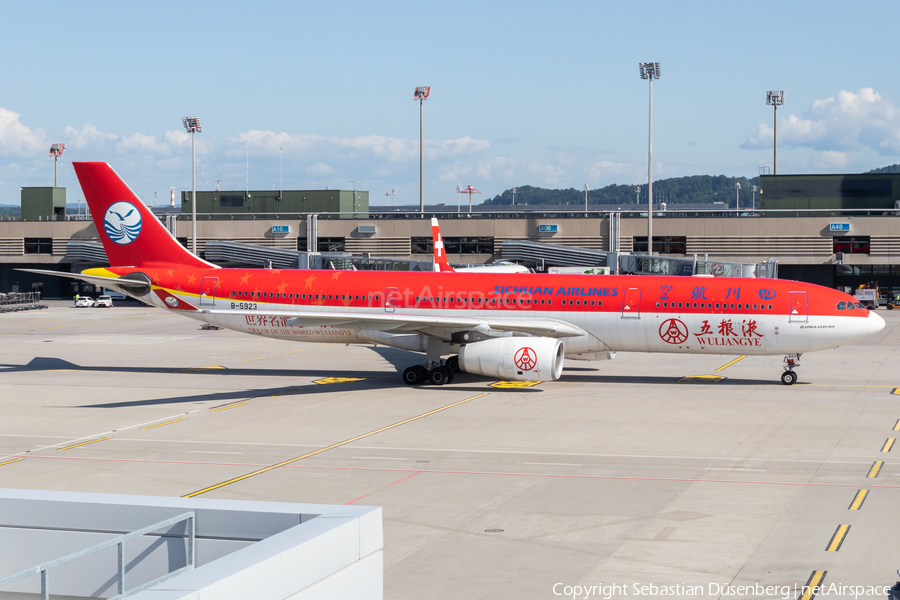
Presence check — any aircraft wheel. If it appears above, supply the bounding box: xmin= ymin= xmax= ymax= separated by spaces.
xmin=446 ymin=355 xmax=460 ymax=373
xmin=429 ymin=366 xmax=451 ymax=386
xmin=781 ymin=371 xmax=797 ymax=386
xmin=888 ymin=305 xmax=894 ymax=310
xmin=403 ymin=366 xmax=426 ymax=386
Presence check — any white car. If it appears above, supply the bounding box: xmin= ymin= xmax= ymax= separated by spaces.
xmin=74 ymin=297 xmax=94 ymax=308
xmin=94 ymin=295 xmax=113 ymax=308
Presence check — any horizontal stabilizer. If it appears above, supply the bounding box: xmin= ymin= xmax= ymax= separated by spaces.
xmin=16 ymin=268 xmax=151 ymax=298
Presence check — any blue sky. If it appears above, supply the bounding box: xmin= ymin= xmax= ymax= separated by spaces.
xmin=1 ymin=0 xmax=899 ymax=207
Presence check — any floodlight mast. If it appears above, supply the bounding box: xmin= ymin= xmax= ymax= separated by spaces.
xmin=181 ymin=117 xmax=202 ymax=255
xmin=49 ymin=144 xmax=66 ymax=187
xmin=462 ymin=185 xmax=481 ymax=213
xmin=766 ymin=91 xmax=785 ymax=175
xmin=414 ymin=86 xmax=430 ymax=214
xmin=639 ymin=62 xmax=660 ymax=254
xmin=735 ymin=182 xmax=741 ymax=210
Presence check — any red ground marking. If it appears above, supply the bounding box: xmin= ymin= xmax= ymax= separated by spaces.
xmin=344 ymin=494 xmax=369 ymax=505
xmin=388 ymin=471 xmax=423 ymax=486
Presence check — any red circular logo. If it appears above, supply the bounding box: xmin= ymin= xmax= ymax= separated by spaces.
xmin=514 ymin=347 xmax=537 ymax=371
xmin=659 ymin=318 xmax=688 ymax=345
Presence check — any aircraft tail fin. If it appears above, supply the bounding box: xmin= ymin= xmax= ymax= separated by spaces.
xmin=431 ymin=218 xmax=455 ymax=273
xmin=73 ymin=162 xmax=214 ymax=270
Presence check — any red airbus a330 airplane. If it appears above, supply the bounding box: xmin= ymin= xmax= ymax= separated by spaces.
xmin=25 ymin=163 xmax=885 ymax=386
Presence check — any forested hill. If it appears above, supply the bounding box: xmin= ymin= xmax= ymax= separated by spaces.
xmin=866 ymin=164 xmax=900 ymax=174
xmin=483 ymin=175 xmax=761 ymax=208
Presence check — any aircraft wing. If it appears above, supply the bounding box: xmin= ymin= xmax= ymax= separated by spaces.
xmin=200 ymin=308 xmax=586 ymax=339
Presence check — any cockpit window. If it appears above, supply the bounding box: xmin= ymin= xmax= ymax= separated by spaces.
xmin=847 ymin=302 xmax=855 ymax=310
xmin=855 ymin=302 xmax=865 ymax=309
xmin=837 ymin=302 xmax=846 ymax=310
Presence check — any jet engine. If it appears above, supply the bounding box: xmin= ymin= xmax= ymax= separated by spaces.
xmin=458 ymin=337 xmax=564 ymax=381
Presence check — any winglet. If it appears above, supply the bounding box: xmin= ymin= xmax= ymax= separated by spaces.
xmin=431 ymin=217 xmax=455 ymax=273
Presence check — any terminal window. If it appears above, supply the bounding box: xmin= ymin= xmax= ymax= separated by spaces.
xmin=317 ymin=238 xmax=345 ymax=252
xmin=833 ymin=236 xmax=870 ymax=255
xmin=24 ymin=238 xmax=52 ymax=254
xmin=412 ymin=236 xmax=494 ymax=255
xmin=444 ymin=237 xmax=494 ymax=254
xmin=633 ymin=236 xmax=686 ymax=255
xmin=411 ymin=237 xmax=433 ymax=254
xmin=219 ymin=195 xmax=245 ymax=208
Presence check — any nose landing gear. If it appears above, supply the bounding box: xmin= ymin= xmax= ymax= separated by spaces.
xmin=403 ymin=355 xmax=460 ymax=386
xmin=781 ymin=353 xmax=801 ymax=385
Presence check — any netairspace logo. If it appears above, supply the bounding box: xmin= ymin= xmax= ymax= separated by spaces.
xmin=104 ymin=201 xmax=143 ymax=245
xmin=551 ymin=582 xmax=892 ymax=600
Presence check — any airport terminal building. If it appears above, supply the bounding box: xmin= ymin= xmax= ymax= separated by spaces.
xmin=2 ymin=173 xmax=900 ymax=298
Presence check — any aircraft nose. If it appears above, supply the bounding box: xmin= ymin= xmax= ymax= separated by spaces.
xmin=867 ymin=310 xmax=886 ymax=336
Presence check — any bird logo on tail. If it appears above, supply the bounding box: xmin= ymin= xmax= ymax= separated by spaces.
xmin=103 ymin=201 xmax=143 ymax=245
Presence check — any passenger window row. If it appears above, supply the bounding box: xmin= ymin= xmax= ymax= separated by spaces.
xmin=229 ymin=290 xmax=380 ymax=303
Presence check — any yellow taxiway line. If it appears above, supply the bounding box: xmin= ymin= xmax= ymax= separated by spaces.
xmin=848 ymin=489 xmax=868 ymax=511
xmin=715 ymin=355 xmax=746 ymax=371
xmin=140 ymin=418 xmax=187 ymax=430
xmin=58 ymin=437 xmax=112 ymax=451
xmin=825 ymin=524 xmax=850 ymax=551
xmin=184 ymin=392 xmax=489 ymax=498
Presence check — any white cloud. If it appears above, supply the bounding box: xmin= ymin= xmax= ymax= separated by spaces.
xmin=438 ymin=165 xmax=473 ymax=182
xmin=0 ymin=108 xmax=46 ymax=156
xmin=227 ymin=131 xmax=490 ymax=162
xmin=116 ymin=132 xmax=171 ymax=155
xmin=475 ymin=157 xmax=566 ymax=186
xmin=812 ymin=150 xmax=850 ymax=169
xmin=742 ymin=88 xmax=900 ymax=156
xmin=64 ymin=124 xmax=117 ymax=152
xmin=307 ymin=162 xmax=333 ymax=175
xmin=587 ymin=160 xmax=629 ymax=179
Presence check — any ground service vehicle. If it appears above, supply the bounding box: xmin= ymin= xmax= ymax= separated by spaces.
xmin=22 ymin=162 xmax=885 ymax=387
xmin=886 ymin=292 xmax=900 ymax=310
xmin=74 ymin=297 xmax=94 ymax=308
xmin=94 ymin=295 xmax=113 ymax=308
xmin=854 ymin=287 xmax=878 ymax=309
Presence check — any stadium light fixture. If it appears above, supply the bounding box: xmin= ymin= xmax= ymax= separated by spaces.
xmin=766 ymin=91 xmax=785 ymax=175
xmin=182 ymin=117 xmax=202 ymax=255
xmin=639 ymin=63 xmax=660 ymax=254
xmin=49 ymin=144 xmax=66 ymax=187
xmin=414 ymin=87 xmax=430 ymax=214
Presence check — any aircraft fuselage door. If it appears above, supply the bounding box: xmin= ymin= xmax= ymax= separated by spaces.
xmin=200 ymin=277 xmax=218 ymax=306
xmin=788 ymin=291 xmax=808 ymax=323
xmin=385 ymin=287 xmax=399 ymax=313
xmin=621 ymin=288 xmax=641 ymax=319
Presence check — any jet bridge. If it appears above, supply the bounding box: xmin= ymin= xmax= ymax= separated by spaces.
xmin=500 ymin=239 xmax=777 ymax=278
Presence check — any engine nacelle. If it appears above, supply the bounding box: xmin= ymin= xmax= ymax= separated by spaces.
xmin=459 ymin=337 xmax=564 ymax=381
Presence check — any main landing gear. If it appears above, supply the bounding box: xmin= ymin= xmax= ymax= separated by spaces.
xmin=781 ymin=353 xmax=802 ymax=385
xmin=403 ymin=356 xmax=461 ymax=386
